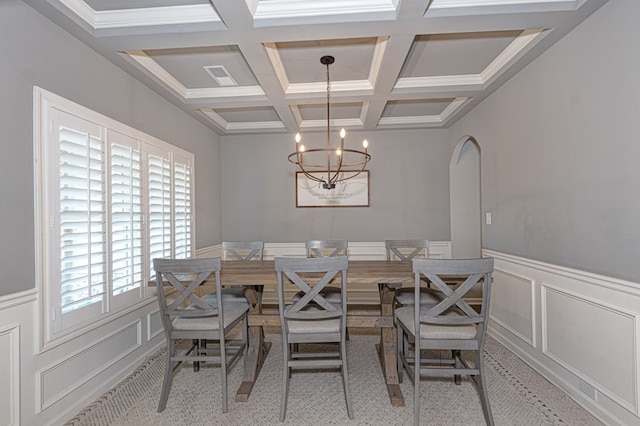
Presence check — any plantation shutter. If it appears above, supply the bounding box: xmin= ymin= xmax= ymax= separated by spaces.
xmin=54 ymin=109 xmax=106 ymax=332
xmin=147 ymin=148 xmax=172 ymax=276
xmin=173 ymin=154 xmax=192 ymax=259
xmin=109 ymin=131 xmax=144 ymax=306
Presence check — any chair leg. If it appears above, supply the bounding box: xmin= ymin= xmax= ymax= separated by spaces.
xmin=396 ymin=324 xmax=403 ymax=383
xmin=340 ymin=337 xmax=354 ymax=419
xmin=413 ymin=336 xmax=421 ymax=426
xmin=476 ymin=349 xmax=494 ymax=426
xmin=454 ymin=350 xmax=462 ymax=385
xmin=220 ymin=336 xmax=228 ymax=413
xmin=193 ymin=339 xmax=200 ymax=372
xmin=242 ymin=316 xmax=248 ymax=369
xmin=157 ymin=338 xmax=175 ymax=412
xmin=280 ymin=334 xmax=291 ymax=422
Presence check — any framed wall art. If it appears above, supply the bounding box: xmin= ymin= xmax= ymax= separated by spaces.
xmin=296 ymin=170 xmax=369 ymax=208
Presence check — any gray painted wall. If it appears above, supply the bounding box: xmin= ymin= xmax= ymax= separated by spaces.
xmin=0 ymin=1 xmax=222 ymax=296
xmin=220 ymin=129 xmax=451 ymax=242
xmin=449 ymin=0 xmax=639 ymax=282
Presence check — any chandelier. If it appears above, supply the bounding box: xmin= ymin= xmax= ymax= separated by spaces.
xmin=288 ymin=55 xmax=371 ymax=190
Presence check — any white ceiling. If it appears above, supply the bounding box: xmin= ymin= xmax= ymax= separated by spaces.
xmin=24 ymin=0 xmax=607 ymax=135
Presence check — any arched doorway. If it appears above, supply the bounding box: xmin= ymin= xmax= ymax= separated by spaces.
xmin=450 ymin=136 xmax=482 ymax=258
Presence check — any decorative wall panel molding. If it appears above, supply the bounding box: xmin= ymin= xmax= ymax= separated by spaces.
xmin=490 ymin=268 xmax=536 ymax=347
xmin=0 ymin=323 xmax=20 ymax=426
xmin=485 ymin=249 xmax=640 ymax=425
xmin=37 ymin=321 xmax=142 ymax=411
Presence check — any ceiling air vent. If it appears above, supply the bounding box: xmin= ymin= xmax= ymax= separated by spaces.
xmin=203 ymin=65 xmax=238 ymax=86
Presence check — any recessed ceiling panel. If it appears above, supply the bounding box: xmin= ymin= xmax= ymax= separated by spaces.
xmin=144 ymin=46 xmax=258 ymax=88
xmin=275 ymin=38 xmax=377 ymax=83
xmin=401 ymin=31 xmax=522 ymax=77
xmin=297 ymin=103 xmax=363 ymax=121
xmin=382 ymin=99 xmax=454 ymax=117
xmin=212 ymin=106 xmax=281 ymax=123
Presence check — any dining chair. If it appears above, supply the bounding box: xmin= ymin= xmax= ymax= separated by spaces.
xmin=275 ymin=256 xmax=353 ymax=422
xmin=299 ymin=239 xmax=348 ymax=302
xmin=203 ymin=241 xmax=264 ymax=305
xmin=153 ymin=257 xmax=248 ymax=413
xmin=298 ymin=239 xmax=349 ymax=341
xmin=306 ymin=239 xmax=348 ymax=258
xmin=396 ymin=257 xmax=495 ymax=426
xmin=385 ymin=239 xmax=444 ymax=307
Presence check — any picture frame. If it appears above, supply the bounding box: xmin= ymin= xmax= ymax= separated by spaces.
xmin=296 ymin=170 xmax=369 ymax=208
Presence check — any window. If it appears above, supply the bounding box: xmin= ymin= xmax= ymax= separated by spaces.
xmin=35 ymin=87 xmax=194 ymax=346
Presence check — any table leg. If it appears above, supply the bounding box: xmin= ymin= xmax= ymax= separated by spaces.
xmin=376 ymin=283 xmax=404 ymax=407
xmin=235 ymin=285 xmax=271 ymax=402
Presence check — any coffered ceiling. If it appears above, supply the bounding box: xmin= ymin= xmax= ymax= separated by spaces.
xmin=24 ymin=0 xmax=607 ymax=135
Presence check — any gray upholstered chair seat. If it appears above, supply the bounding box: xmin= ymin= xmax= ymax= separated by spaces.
xmin=287 ymin=318 xmax=341 ymax=334
xmin=395 ymin=307 xmax=477 ymax=339
xmin=394 ymin=287 xmax=445 ymax=306
xmin=174 ymin=303 xmax=249 ymax=332
xmin=202 ymin=288 xmax=248 ymax=305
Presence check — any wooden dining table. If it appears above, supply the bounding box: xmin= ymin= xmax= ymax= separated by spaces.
xmin=220 ymin=259 xmax=415 ymax=407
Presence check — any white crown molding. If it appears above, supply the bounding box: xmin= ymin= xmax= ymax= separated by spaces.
xmin=299 ymin=118 xmax=364 ymax=129
xmin=377 ymin=115 xmax=443 ymax=126
xmin=252 ymin=0 xmax=397 ymax=24
xmin=287 ymin=80 xmax=374 ymax=96
xmin=439 ymin=96 xmax=472 ymax=122
xmin=226 ymin=121 xmax=286 ymax=131
xmin=428 ymin=0 xmax=580 ymax=16
xmin=186 ymin=86 xmax=267 ymax=100
xmin=124 ymin=51 xmax=188 ymax=98
xmin=394 ymin=74 xmax=484 ymax=92
xmin=55 ymin=1 xmax=224 ymax=30
xmin=480 ymin=28 xmax=548 ymax=86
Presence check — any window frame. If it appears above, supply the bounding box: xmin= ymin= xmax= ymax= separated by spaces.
xmin=34 ymin=87 xmax=195 ymax=351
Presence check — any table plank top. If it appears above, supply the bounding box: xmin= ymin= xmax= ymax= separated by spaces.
xmin=220 ymin=259 xmax=414 ymax=286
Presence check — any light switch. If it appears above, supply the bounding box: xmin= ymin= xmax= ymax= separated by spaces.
xmin=485 ymin=212 xmax=492 ymax=225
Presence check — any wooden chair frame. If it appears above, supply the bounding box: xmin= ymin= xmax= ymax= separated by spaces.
xmin=154 ymin=257 xmax=248 ymax=413
xmin=396 ymin=257 xmax=494 ymax=425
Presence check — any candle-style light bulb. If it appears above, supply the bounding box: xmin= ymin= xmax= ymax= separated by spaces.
xmin=362 ymin=139 xmax=369 ymax=150
xmin=299 ymin=144 xmax=305 ymax=152
xmin=336 ymin=148 xmax=342 ymax=156
xmin=295 ymin=132 xmax=301 ymax=143
xmin=340 ymin=128 xmax=346 ymax=139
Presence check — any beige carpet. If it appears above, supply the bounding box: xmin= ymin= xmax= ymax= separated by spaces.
xmin=65 ymin=329 xmax=602 ymax=425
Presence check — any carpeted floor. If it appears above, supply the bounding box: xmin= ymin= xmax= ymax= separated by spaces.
xmin=65 ymin=329 xmax=603 ymax=425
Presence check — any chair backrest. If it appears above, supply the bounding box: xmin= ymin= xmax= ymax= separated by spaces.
xmin=385 ymin=239 xmax=429 ymax=261
xmin=412 ymin=258 xmax=494 ymax=328
xmin=275 ymin=256 xmax=348 ymax=321
xmin=222 ymin=241 xmax=264 ymax=261
xmin=305 ymin=239 xmax=348 ymax=258
xmin=153 ymin=257 xmax=222 ymax=332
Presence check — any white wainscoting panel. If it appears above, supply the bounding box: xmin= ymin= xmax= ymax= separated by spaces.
xmin=542 ymin=284 xmax=638 ymax=414
xmin=490 ymin=268 xmax=536 ymax=348
xmin=147 ymin=308 xmax=164 ymax=341
xmin=485 ymin=249 xmax=640 ymax=426
xmin=1 ymin=286 xmax=165 ymax=425
xmin=38 ymin=320 xmax=142 ymax=411
xmin=0 ymin=323 xmax=19 ymax=426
